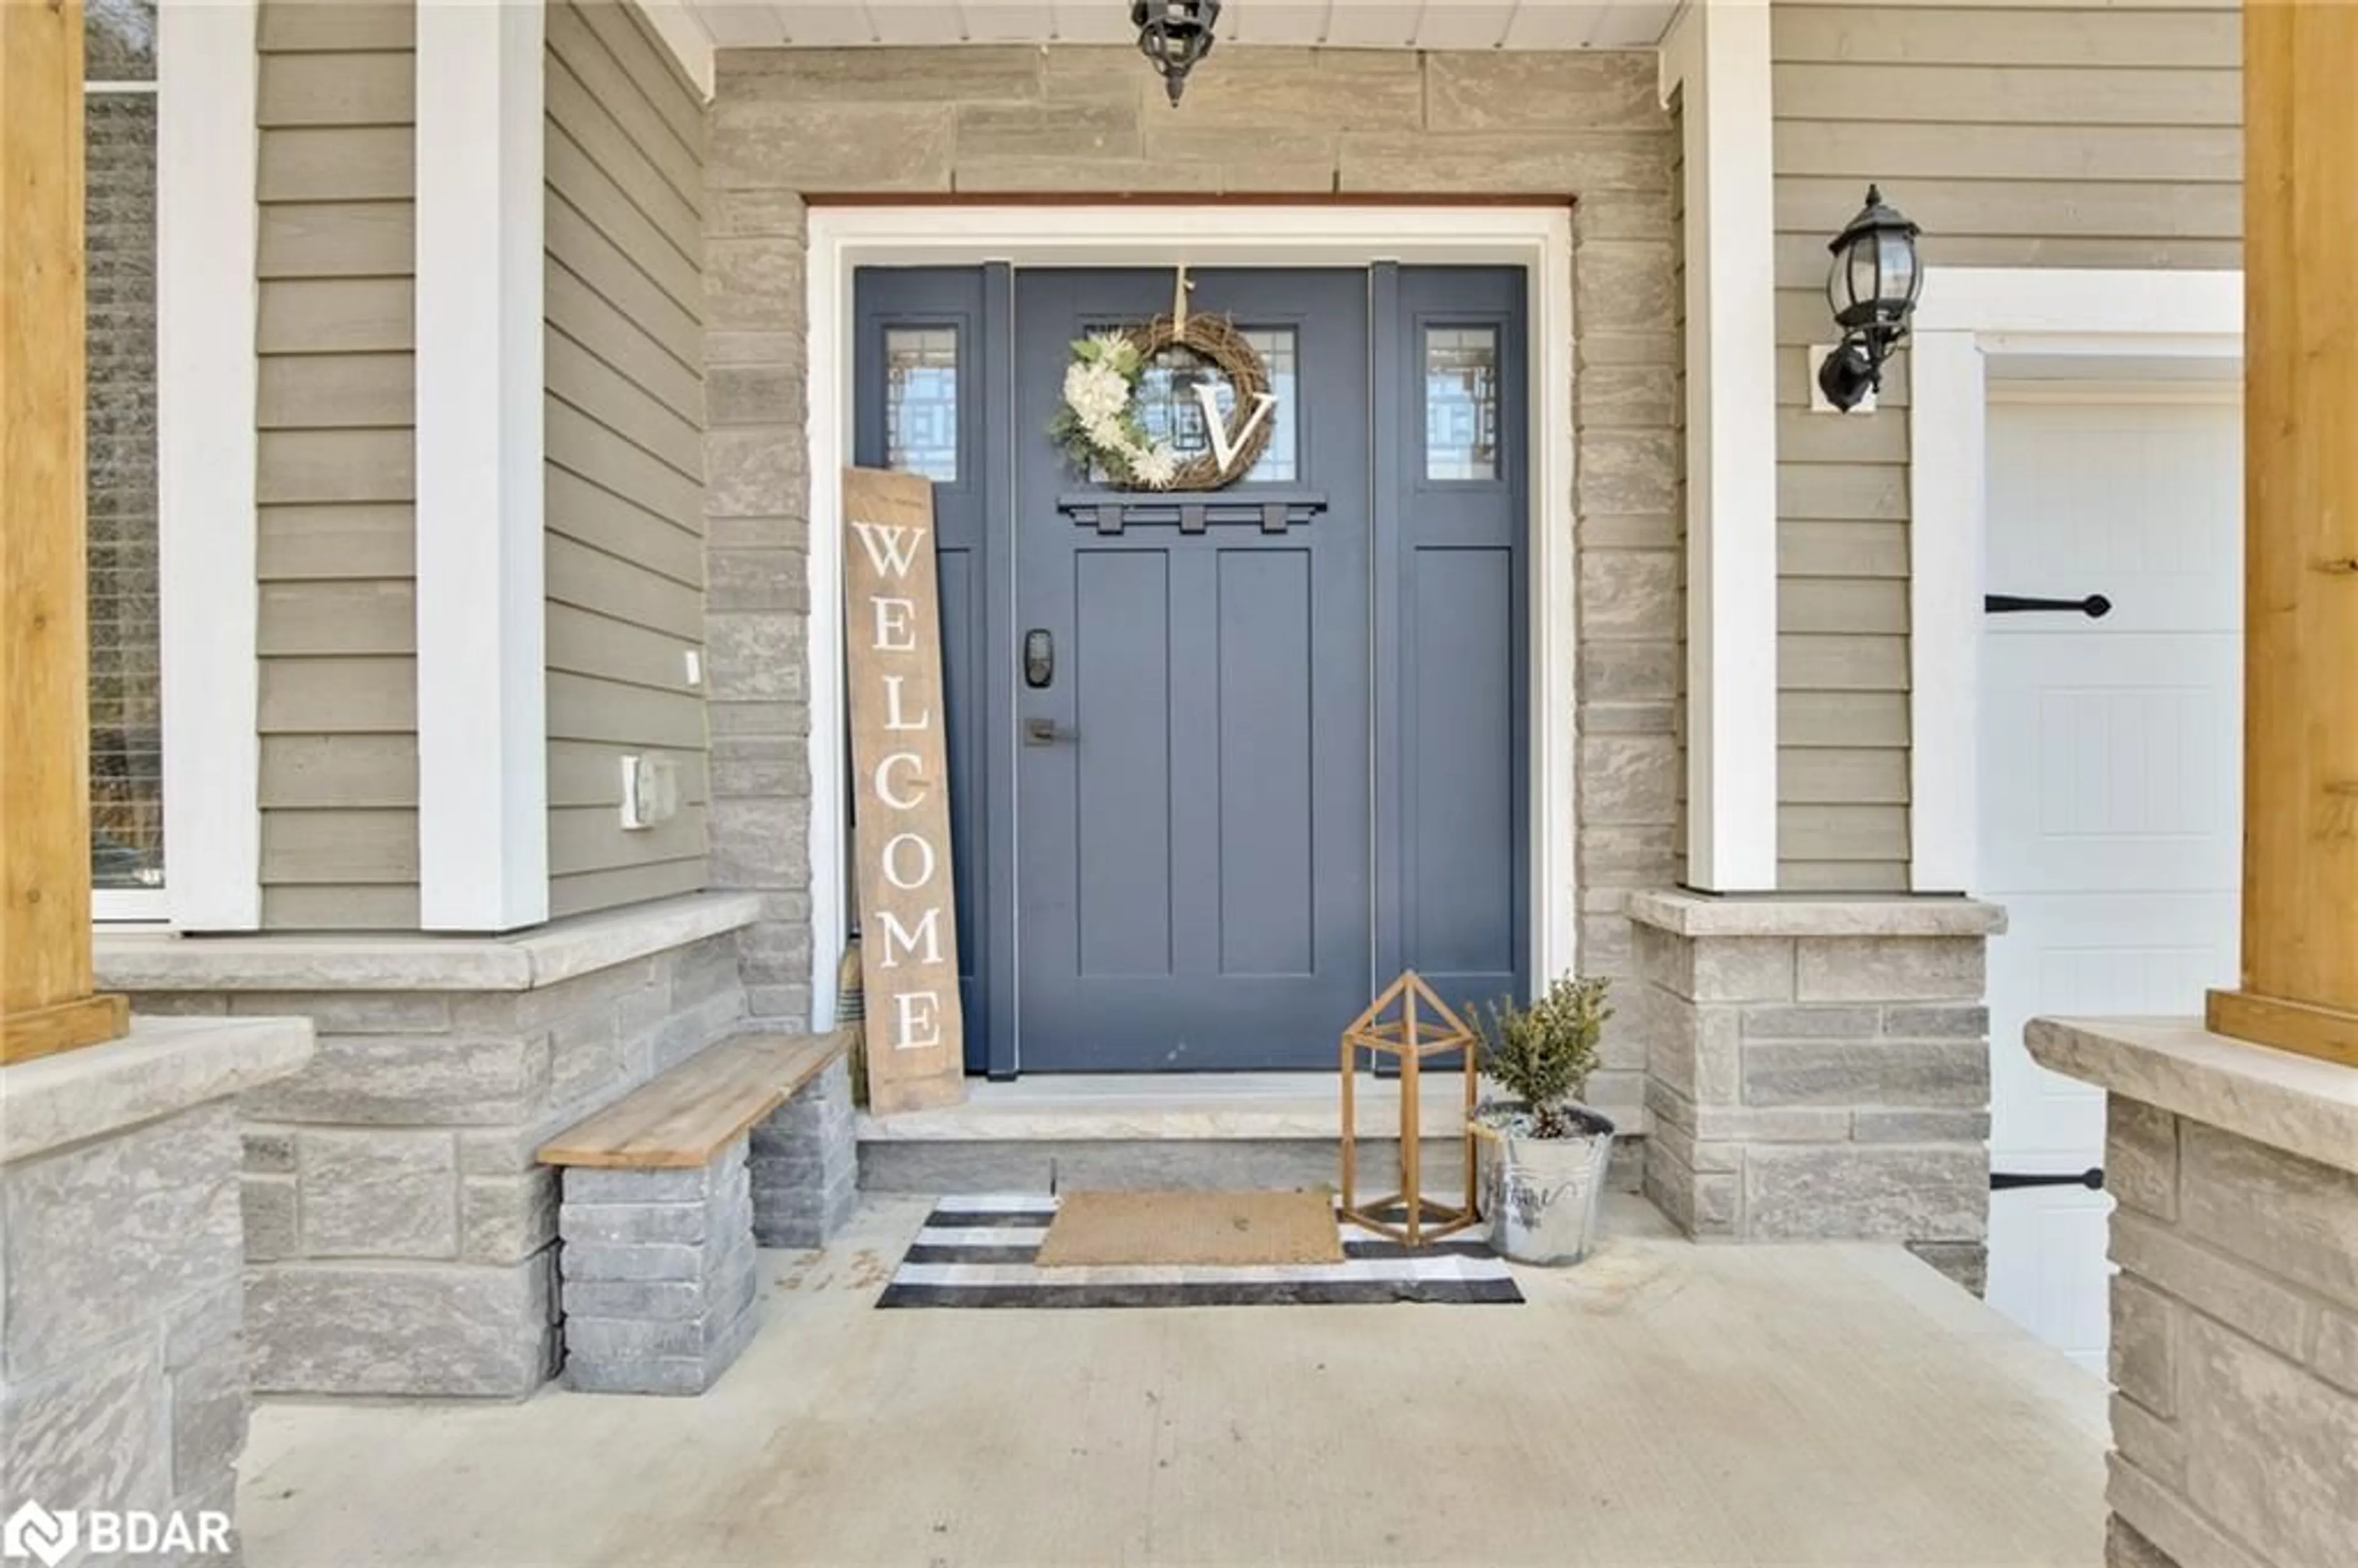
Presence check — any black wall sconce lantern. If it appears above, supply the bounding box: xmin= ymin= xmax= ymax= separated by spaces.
xmin=1133 ymin=0 xmax=1221 ymax=106
xmin=1816 ymin=185 xmax=1924 ymax=412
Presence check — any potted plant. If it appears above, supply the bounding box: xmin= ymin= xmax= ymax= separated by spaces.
xmin=1467 ymin=975 xmax=1615 ymax=1265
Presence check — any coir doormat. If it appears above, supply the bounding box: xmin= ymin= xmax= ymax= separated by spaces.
xmin=876 ymin=1194 xmax=1524 ymax=1309
xmin=1035 ymin=1189 xmax=1344 ymax=1268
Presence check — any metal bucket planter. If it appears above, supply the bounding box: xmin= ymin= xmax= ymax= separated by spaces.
xmin=1472 ymin=1102 xmax=1616 ymax=1266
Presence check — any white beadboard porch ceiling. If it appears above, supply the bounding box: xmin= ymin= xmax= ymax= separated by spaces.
xmin=685 ymin=1 xmax=1681 ymax=52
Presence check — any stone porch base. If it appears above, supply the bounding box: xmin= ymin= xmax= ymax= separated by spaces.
xmin=1628 ymin=891 xmax=2006 ymax=1289
xmin=1 ymin=1015 xmax=313 ymax=1538
xmin=2029 ymin=1019 xmax=2358 ymax=1568
xmin=96 ymin=893 xmax=760 ymax=1398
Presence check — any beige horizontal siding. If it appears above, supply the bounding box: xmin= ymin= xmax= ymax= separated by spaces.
xmin=544 ymin=0 xmax=710 ymax=920
xmin=1770 ymin=0 xmax=2239 ymax=889
xmin=258 ymin=277 xmax=413 ymax=352
xmin=255 ymin=0 xmax=418 ymax=930
xmin=260 ymin=734 xmax=421 ymax=810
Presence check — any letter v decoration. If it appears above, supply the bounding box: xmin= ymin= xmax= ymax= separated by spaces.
xmin=1191 ymin=379 xmax=1275 ymax=472
xmin=841 ymin=467 xmax=967 ymax=1114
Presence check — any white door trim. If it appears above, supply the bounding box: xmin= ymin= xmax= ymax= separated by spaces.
xmin=413 ymin=0 xmax=551 ymax=931
xmin=630 ymin=0 xmax=715 ymax=98
xmin=1908 ymin=266 xmax=2243 ymax=893
xmin=803 ymin=204 xmax=1578 ymax=1030
xmin=148 ymin=0 xmax=262 ymax=929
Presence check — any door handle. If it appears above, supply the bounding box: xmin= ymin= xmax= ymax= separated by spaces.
xmin=1984 ymin=593 xmax=2112 ymax=618
xmin=1025 ymin=717 xmax=1076 ymax=745
xmin=1990 ymin=1167 xmax=2104 ymax=1192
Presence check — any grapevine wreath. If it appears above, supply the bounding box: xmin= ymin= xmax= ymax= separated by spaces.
xmin=1051 ymin=311 xmax=1274 ymax=492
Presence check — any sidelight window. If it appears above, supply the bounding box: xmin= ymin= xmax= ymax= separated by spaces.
xmin=1423 ymin=326 xmax=1499 ymax=482
xmin=884 ymin=326 xmax=960 ymax=483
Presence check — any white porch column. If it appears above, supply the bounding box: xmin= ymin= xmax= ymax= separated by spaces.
xmin=1660 ymin=0 xmax=1780 ymax=893
xmin=414 ymin=0 xmax=548 ymax=931
xmin=156 ymin=0 xmax=262 ymax=931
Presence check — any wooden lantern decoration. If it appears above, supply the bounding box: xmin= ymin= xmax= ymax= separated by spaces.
xmin=1338 ymin=970 xmax=1481 ymax=1248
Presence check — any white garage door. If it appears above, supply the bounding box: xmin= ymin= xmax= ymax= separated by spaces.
xmin=1979 ymin=394 xmax=2242 ymax=1374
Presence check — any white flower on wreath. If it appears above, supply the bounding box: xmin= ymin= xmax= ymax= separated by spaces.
xmin=1060 ymin=336 xmax=1181 ymax=489
xmin=1064 ymin=361 xmax=1130 ymax=427
xmin=1128 ymin=445 xmax=1180 ymax=488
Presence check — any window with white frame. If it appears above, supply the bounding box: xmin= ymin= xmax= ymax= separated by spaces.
xmin=87 ymin=0 xmax=163 ymax=908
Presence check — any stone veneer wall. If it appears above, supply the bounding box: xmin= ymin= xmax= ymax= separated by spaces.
xmin=2099 ymin=1096 xmax=2358 ymax=1568
xmin=702 ymin=47 xmax=1684 ymax=1118
xmin=2 ymin=1103 xmax=247 ymax=1534
xmin=115 ymin=920 xmax=749 ymax=1398
xmin=1629 ymin=893 xmax=2002 ymax=1289
xmin=2 ymin=1017 xmax=312 ymax=1548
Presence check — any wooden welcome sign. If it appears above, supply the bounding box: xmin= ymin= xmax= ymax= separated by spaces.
xmin=842 ymin=468 xmax=967 ymax=1114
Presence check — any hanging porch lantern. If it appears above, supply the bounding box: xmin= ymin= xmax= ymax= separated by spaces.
xmin=1132 ymin=0 xmax=1221 ymax=106
xmin=1816 ymin=184 xmax=1924 ymax=412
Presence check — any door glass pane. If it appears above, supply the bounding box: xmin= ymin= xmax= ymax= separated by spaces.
xmin=1107 ymin=327 xmax=1298 ymax=484
xmin=885 ymin=327 xmax=959 ymax=482
xmin=1425 ymin=326 xmax=1499 ymax=481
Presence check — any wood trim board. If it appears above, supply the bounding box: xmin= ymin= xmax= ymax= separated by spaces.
xmin=2216 ymin=0 xmax=2358 ymax=1063
xmin=2 ymin=0 xmax=128 ymax=1060
xmin=539 ymin=1031 xmax=848 ymax=1168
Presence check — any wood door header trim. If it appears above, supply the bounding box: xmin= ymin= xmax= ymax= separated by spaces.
xmin=806 ymin=192 xmax=1579 ymax=209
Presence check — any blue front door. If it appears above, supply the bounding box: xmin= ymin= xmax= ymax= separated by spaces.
xmin=854 ymin=264 xmax=1528 ymax=1075
xmin=1015 ymin=268 xmax=1372 ymax=1071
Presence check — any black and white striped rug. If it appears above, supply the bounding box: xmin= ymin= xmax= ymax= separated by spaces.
xmin=875 ymin=1194 xmax=1525 ymax=1309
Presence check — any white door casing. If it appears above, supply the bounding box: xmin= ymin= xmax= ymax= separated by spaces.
xmin=803 ymin=207 xmax=1581 ymax=1036
xmin=1908 ymin=267 xmax=2243 ymax=892
xmin=1977 ymin=392 xmax=2243 ymax=1373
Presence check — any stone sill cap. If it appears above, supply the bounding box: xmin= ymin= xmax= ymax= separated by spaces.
xmin=93 ymin=890 xmax=762 ymax=993
xmin=0 ymin=1014 xmax=316 ymax=1165
xmin=2026 ymin=1017 xmax=2358 ymax=1176
xmin=1625 ymin=890 xmax=2007 ymax=939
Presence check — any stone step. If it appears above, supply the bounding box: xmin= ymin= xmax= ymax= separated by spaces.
xmin=854 ymin=1072 xmax=1644 ymax=1195
xmin=857 ymin=1135 xmax=1476 ymax=1196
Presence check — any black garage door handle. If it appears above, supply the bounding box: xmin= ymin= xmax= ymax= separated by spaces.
xmin=1985 ymin=593 xmax=2112 ymax=618
xmin=1991 ymin=1167 xmax=2105 ymax=1192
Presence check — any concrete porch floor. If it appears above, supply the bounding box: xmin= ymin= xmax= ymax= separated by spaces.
xmin=240 ymin=1195 xmax=2107 ymax=1567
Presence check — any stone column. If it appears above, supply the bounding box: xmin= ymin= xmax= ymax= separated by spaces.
xmin=556 ymin=1135 xmax=759 ymax=1397
xmin=2027 ymin=1021 xmax=2358 ymax=1568
xmin=1628 ymin=891 xmax=2004 ymax=1289
xmin=703 ymin=183 xmax=817 ymax=1031
xmin=750 ymin=1055 xmax=858 ymax=1248
xmin=1 ymin=1016 xmax=312 ymax=1550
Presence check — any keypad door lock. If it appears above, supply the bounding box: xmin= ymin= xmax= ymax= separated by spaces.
xmin=1024 ymin=628 xmax=1054 ymax=689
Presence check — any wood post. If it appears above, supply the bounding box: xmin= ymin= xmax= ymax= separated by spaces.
xmin=2205 ymin=1 xmax=2358 ymax=1069
xmin=2 ymin=0 xmax=127 ymax=1065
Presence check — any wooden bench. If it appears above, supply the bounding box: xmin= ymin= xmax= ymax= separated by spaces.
xmin=539 ymin=1030 xmax=854 ymax=1395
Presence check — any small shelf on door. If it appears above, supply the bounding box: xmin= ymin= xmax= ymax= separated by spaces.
xmin=1057 ymin=489 xmax=1328 ymax=536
